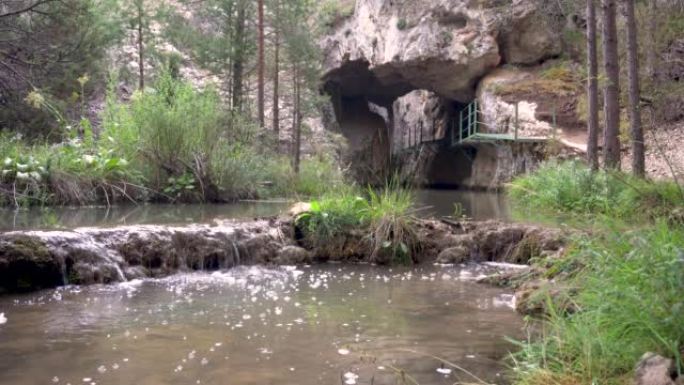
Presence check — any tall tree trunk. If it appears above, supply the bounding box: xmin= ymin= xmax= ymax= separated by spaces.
xmin=137 ymin=0 xmax=144 ymax=91
xmin=257 ymin=0 xmax=265 ymax=127
xmin=292 ymin=64 xmax=301 ymax=174
xmin=601 ymin=0 xmax=621 ymax=170
xmin=646 ymin=0 xmax=658 ymax=79
xmin=624 ymin=0 xmax=645 ymax=177
xmin=587 ymin=0 xmax=600 ymax=170
xmin=232 ymin=0 xmax=246 ymax=112
xmin=272 ymin=0 xmax=280 ymax=144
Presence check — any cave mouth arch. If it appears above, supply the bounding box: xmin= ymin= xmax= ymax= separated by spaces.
xmin=323 ymin=60 xmax=484 ymax=187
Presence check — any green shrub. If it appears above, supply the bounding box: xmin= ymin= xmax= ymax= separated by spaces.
xmin=296 ymin=183 xmax=419 ymax=264
xmin=319 ymin=0 xmax=355 ymax=29
xmin=509 ymin=160 xmax=684 ymax=223
xmin=513 ymin=224 xmax=684 ymax=385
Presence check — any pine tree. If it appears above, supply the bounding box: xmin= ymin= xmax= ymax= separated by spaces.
xmin=624 ymin=0 xmax=644 ymax=177
xmin=272 ymin=0 xmax=281 ymax=140
xmin=257 ymin=0 xmax=265 ymax=127
xmin=601 ymin=0 xmax=621 ymax=170
xmin=586 ymin=0 xmax=600 ymax=171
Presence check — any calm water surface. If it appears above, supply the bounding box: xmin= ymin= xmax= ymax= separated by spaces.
xmin=0 ymin=264 xmax=523 ymax=385
xmin=0 ymin=190 xmax=509 ymax=231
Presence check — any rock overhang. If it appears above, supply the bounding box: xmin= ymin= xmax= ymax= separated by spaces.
xmin=321 ymin=0 xmax=561 ymax=104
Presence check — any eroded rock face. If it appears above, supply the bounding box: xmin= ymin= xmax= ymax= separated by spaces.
xmin=0 ymin=216 xmax=567 ymax=294
xmin=392 ymin=90 xmax=450 ymax=152
xmin=477 ymin=68 xmax=554 ymax=138
xmin=322 ymin=0 xmax=561 ymax=103
xmin=321 ymin=0 xmax=561 ymax=186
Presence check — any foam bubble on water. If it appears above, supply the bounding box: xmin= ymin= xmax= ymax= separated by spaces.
xmin=343 ymin=372 xmax=359 ymax=384
xmin=52 ymin=376 xmax=59 ymax=383
xmin=97 ymin=365 xmax=107 ymax=373
xmin=436 ymin=368 xmax=452 ymax=375
xmin=0 ymin=312 xmax=7 ymax=325
xmin=337 ymin=348 xmax=350 ymax=355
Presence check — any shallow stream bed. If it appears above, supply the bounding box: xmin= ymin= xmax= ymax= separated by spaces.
xmin=0 ymin=264 xmax=523 ymax=385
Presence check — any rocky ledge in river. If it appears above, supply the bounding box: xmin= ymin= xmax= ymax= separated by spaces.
xmin=0 ymin=216 xmax=566 ymax=295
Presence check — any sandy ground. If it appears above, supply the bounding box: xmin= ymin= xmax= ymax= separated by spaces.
xmin=559 ymin=121 xmax=684 ymax=181
xmin=623 ymin=121 xmax=684 ymax=181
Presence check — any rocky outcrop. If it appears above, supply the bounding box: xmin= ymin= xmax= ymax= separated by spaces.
xmin=320 ymin=0 xmax=562 ymax=187
xmin=432 ymin=220 xmax=565 ymax=265
xmin=477 ymin=68 xmax=555 ymax=138
xmin=0 ymin=216 xmax=567 ymax=294
xmin=635 ymin=353 xmax=680 ymax=385
xmin=392 ymin=90 xmax=449 ymax=152
xmin=321 ymin=0 xmax=561 ymax=103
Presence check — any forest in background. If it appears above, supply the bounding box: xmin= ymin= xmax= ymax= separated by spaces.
xmin=0 ymin=0 xmax=351 ymax=206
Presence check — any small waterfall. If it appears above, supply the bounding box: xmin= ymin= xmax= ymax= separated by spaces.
xmin=1 ymin=219 xmax=289 ymax=292
xmin=59 ymin=257 xmax=69 ymax=286
xmin=112 ymin=263 xmax=127 ymax=282
xmin=232 ymin=242 xmax=241 ymax=266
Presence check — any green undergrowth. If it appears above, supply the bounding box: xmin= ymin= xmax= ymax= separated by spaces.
xmin=513 ymin=223 xmax=684 ymax=385
xmin=509 ymin=161 xmax=684 ymax=385
xmin=509 ymin=160 xmax=684 ymax=225
xmin=295 ymin=184 xmax=419 ymax=265
xmin=0 ymin=74 xmax=343 ymax=206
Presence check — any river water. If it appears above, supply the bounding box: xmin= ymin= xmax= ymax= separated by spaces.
xmin=0 ymin=190 xmax=509 ymax=231
xmin=0 ymin=190 xmax=522 ymax=385
xmin=0 ymin=264 xmax=523 ymax=385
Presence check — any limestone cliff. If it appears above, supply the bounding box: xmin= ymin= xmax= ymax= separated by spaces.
xmin=320 ymin=0 xmax=563 ymax=188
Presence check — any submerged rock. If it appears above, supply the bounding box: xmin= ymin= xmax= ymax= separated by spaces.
xmin=275 ymin=246 xmax=312 ymax=265
xmin=436 ymin=246 xmax=471 ymax=264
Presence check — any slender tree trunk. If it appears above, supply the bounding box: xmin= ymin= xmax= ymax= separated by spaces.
xmin=232 ymin=0 xmax=246 ymax=112
xmin=601 ymin=0 xmax=621 ymax=169
xmin=137 ymin=0 xmax=144 ymax=91
xmin=587 ymin=0 xmax=600 ymax=170
xmin=257 ymin=0 xmax=265 ymax=127
xmin=624 ymin=0 xmax=645 ymax=177
xmin=292 ymin=64 xmax=301 ymax=174
xmin=646 ymin=0 xmax=658 ymax=79
xmin=272 ymin=0 xmax=280 ymax=143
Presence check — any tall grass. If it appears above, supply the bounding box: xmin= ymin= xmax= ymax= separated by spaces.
xmin=509 ymin=160 xmax=684 ymax=223
xmin=295 ymin=183 xmax=419 ymax=264
xmin=513 ymin=224 xmax=684 ymax=385
xmin=1 ymin=74 xmax=344 ymax=206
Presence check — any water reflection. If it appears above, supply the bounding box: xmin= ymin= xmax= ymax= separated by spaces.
xmin=0 ymin=201 xmax=291 ymax=231
xmin=0 ymin=190 xmax=510 ymax=231
xmin=0 ymin=265 xmax=523 ymax=385
xmin=415 ymin=189 xmax=510 ymax=220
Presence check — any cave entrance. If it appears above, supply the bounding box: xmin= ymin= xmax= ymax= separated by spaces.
xmin=334 ymin=96 xmax=391 ymax=185
xmin=411 ymin=99 xmax=480 ymax=188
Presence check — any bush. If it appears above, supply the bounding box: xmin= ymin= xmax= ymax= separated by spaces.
xmin=1 ymin=73 xmax=345 ymax=206
xmin=0 ymin=131 xmax=141 ymax=206
xmin=295 ymin=183 xmax=419 ymax=264
xmin=509 ymin=160 xmax=684 ymax=223
xmin=513 ymin=224 xmax=684 ymax=385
